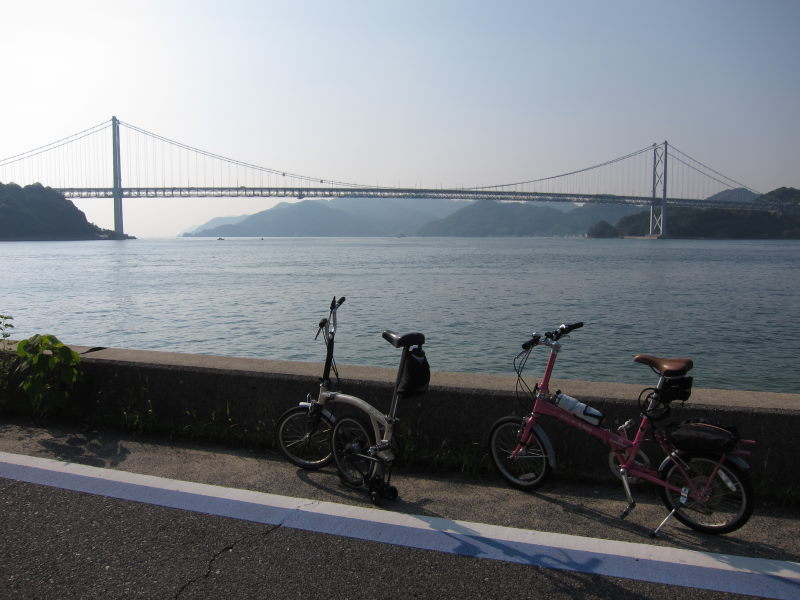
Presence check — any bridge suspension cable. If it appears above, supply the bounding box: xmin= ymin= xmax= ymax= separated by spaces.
xmin=0 ymin=116 xmax=770 ymax=239
xmin=0 ymin=120 xmax=110 ymax=166
xmin=668 ymin=144 xmax=760 ymax=195
xmin=117 ymin=120 xmax=372 ymax=190
xmin=468 ymin=144 xmax=656 ymax=191
xmin=1 ymin=118 xmax=761 ymax=202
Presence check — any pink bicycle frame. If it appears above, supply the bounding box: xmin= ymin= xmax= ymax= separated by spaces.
xmin=512 ymin=339 xmax=730 ymax=498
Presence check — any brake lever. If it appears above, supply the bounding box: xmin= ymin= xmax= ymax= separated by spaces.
xmin=315 ymin=318 xmax=328 ymax=340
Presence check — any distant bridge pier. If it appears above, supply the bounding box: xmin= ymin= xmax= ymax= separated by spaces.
xmin=112 ymin=116 xmax=124 ymax=236
xmin=649 ymin=141 xmax=668 ymax=237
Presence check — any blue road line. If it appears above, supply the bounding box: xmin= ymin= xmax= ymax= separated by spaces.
xmin=1 ymin=451 xmax=798 ymax=599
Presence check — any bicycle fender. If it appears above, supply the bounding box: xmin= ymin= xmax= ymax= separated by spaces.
xmin=657 ymin=452 xmax=750 ymax=473
xmin=532 ymin=423 xmax=558 ymax=470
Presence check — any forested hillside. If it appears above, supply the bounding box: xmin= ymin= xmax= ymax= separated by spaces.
xmin=0 ymin=182 xmax=129 ymax=240
xmin=417 ymin=201 xmax=641 ymax=236
xmin=589 ymin=188 xmax=800 ymax=239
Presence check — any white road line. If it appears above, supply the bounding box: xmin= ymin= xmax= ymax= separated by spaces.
xmin=1 ymin=450 xmax=798 ymax=599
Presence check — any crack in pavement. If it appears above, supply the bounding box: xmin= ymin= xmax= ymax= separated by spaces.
xmin=173 ymin=499 xmax=322 ymax=598
xmin=173 ymin=525 xmax=282 ymax=599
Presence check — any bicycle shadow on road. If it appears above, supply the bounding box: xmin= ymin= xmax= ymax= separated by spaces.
xmin=291 ymin=465 xmax=444 ymax=515
xmin=525 ymin=482 xmax=800 ymax=564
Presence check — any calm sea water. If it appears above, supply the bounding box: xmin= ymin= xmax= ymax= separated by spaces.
xmin=3 ymin=237 xmax=799 ymax=393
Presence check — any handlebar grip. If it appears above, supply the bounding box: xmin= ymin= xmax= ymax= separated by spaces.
xmin=562 ymin=321 xmax=584 ymax=335
xmin=522 ymin=334 xmax=541 ymax=350
xmin=337 ymin=296 xmax=346 ymax=306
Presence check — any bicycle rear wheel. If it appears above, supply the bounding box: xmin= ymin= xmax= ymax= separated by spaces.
xmin=276 ymin=406 xmax=334 ymax=469
xmin=332 ymin=416 xmax=377 ymax=488
xmin=488 ymin=415 xmax=551 ymax=490
xmin=659 ymin=454 xmax=754 ymax=534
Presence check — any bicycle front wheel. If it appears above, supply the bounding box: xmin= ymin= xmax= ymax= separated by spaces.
xmin=488 ymin=416 xmax=551 ymax=490
xmin=659 ymin=454 xmax=754 ymax=534
xmin=332 ymin=416 xmax=377 ymax=488
xmin=276 ymin=406 xmax=334 ymax=469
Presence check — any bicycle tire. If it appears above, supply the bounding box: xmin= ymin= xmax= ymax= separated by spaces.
xmin=332 ymin=416 xmax=377 ymax=488
xmin=659 ymin=453 xmax=754 ymax=534
xmin=275 ymin=406 xmax=334 ymax=469
xmin=488 ymin=415 xmax=551 ymax=490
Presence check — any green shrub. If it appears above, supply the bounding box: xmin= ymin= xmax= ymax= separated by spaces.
xmin=15 ymin=333 xmax=82 ymax=417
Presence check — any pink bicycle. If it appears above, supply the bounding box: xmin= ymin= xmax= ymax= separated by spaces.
xmin=488 ymin=322 xmax=755 ymax=536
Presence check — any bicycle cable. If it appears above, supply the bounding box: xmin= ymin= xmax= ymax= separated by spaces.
xmin=514 ymin=347 xmax=535 ymax=409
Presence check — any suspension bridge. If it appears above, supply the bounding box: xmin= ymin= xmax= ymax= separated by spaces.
xmin=0 ymin=117 xmax=767 ymax=238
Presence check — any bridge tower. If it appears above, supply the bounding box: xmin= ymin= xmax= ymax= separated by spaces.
xmin=111 ymin=116 xmax=124 ymax=236
xmin=650 ymin=141 xmax=668 ymax=237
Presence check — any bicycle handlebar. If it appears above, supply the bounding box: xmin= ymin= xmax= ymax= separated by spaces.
xmin=522 ymin=321 xmax=584 ymax=349
xmin=317 ymin=296 xmax=346 ymax=341
xmin=554 ymin=321 xmax=584 ymax=338
xmin=521 ymin=334 xmax=541 ymax=350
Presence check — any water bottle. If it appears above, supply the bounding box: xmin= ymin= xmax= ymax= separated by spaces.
xmin=554 ymin=392 xmax=604 ymax=426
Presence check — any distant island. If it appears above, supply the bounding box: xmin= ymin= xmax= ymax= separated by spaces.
xmin=0 ymin=182 xmax=132 ymax=241
xmin=184 ymin=196 xmax=473 ymax=238
xmin=184 ymin=196 xmax=642 ymax=238
xmin=3 ymin=180 xmax=798 ymax=241
xmin=185 ymin=187 xmax=800 ymax=239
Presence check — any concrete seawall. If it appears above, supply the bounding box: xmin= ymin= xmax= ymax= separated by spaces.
xmin=2 ymin=344 xmax=798 ymax=504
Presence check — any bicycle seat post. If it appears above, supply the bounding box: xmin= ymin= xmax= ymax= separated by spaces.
xmin=388 ymin=346 xmax=410 ymax=420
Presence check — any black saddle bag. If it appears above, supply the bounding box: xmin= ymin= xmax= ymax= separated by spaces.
xmin=666 ymin=418 xmax=739 ymax=452
xmin=397 ymin=347 xmax=430 ymax=399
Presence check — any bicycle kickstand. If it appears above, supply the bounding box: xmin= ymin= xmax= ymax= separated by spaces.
xmin=650 ymin=486 xmax=689 ymax=538
xmin=618 ymin=468 xmax=636 ymax=519
xmin=651 ymin=509 xmax=677 ymax=538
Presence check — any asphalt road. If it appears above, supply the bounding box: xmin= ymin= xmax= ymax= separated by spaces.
xmin=1 ymin=419 xmax=798 ymax=599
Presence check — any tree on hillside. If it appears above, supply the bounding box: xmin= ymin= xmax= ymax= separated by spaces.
xmin=587 ymin=220 xmax=620 ymax=238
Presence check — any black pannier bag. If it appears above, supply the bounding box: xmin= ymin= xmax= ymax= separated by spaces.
xmin=659 ymin=376 xmax=693 ymax=403
xmin=397 ymin=347 xmax=430 ymax=398
xmin=666 ymin=418 xmax=739 ymax=453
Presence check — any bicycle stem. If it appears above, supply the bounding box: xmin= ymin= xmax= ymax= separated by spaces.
xmin=320 ymin=296 xmax=344 ymax=383
xmin=537 ymin=339 xmax=562 ymax=394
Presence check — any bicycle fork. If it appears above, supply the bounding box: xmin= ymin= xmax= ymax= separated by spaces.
xmin=512 ymin=414 xmax=538 ymax=457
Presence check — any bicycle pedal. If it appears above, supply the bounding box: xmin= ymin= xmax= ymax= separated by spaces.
xmin=620 ymin=502 xmax=636 ymax=519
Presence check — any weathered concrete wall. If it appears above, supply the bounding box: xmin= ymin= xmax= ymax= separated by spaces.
xmin=2 ymin=344 xmax=798 ymax=503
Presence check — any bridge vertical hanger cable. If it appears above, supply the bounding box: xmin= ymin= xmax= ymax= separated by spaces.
xmin=669 ymin=144 xmax=760 ymax=196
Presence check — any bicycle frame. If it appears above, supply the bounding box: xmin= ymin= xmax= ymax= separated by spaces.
xmin=308 ymin=383 xmax=396 ymax=461
xmin=301 ymin=296 xmax=404 ymax=461
xmin=514 ymin=334 xmax=738 ymax=514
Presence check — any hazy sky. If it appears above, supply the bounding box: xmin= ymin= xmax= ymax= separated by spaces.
xmin=2 ymin=0 xmax=798 ymax=237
